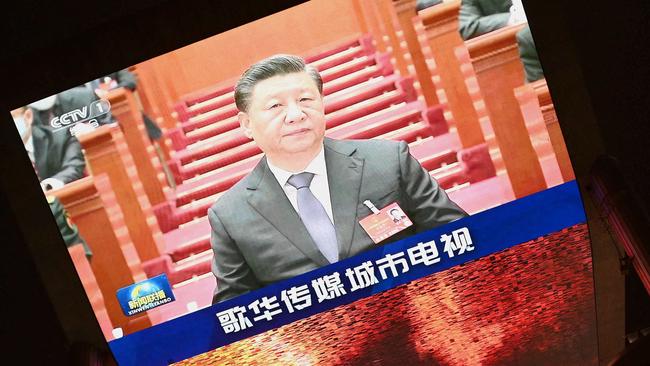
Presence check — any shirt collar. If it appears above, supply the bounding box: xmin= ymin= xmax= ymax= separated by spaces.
xmin=267 ymin=145 xmax=327 ymax=187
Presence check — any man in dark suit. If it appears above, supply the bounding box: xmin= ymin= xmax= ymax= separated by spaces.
xmin=459 ymin=0 xmax=543 ymax=82
xmin=516 ymin=25 xmax=543 ymax=82
xmin=89 ymin=69 xmax=163 ymax=140
xmin=459 ymin=0 xmax=512 ymax=41
xmin=209 ymin=55 xmax=467 ymax=303
xmin=12 ymin=103 xmax=89 ymax=258
xmin=12 ymin=102 xmax=86 ymax=190
xmin=47 ymin=195 xmax=92 ymax=260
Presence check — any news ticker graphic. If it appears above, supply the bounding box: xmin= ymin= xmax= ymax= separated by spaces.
xmin=116 ymin=274 xmax=175 ymax=316
xmin=109 ymin=181 xmax=588 ymax=366
xmin=214 ymin=225 xmax=475 ymax=335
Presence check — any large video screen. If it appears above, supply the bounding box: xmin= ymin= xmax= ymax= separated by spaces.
xmin=9 ymin=0 xmax=597 ymax=364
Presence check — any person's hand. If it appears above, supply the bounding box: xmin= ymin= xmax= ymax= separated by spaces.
xmin=70 ymin=122 xmax=96 ymax=136
xmin=41 ymin=178 xmax=64 ymax=191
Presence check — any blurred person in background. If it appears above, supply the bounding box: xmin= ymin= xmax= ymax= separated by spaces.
xmin=11 ymin=99 xmax=85 ymax=191
xmin=459 ymin=0 xmax=543 ymax=82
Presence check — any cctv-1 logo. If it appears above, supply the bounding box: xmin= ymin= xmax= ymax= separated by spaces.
xmin=50 ymin=99 xmax=111 ymax=131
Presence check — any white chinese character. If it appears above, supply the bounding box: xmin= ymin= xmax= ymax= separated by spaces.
xmin=376 ymin=252 xmax=409 ymax=280
xmin=248 ymin=296 xmax=282 ymax=322
xmin=311 ymin=272 xmax=347 ymax=303
xmin=345 ymin=261 xmax=379 ymax=292
xmin=281 ymin=285 xmax=312 ymax=313
xmin=216 ymin=306 xmax=252 ymax=334
xmin=441 ymin=227 xmax=474 ymax=258
xmin=407 ymin=239 xmax=441 ymax=266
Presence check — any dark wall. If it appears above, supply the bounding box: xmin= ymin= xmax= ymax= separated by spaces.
xmin=526 ymin=0 xmax=650 ymax=212
xmin=0 ymin=188 xmax=71 ymax=364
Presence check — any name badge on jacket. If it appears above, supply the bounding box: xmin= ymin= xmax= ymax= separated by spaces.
xmin=359 ymin=201 xmax=413 ymax=244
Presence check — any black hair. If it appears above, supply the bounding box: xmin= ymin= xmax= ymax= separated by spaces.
xmin=234 ymin=54 xmax=322 ymax=113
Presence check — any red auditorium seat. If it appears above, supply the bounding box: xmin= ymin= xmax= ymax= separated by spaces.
xmin=308 ymin=35 xmax=375 ymax=71
xmin=327 ymin=101 xmax=425 ymax=140
xmin=181 ymin=140 xmax=262 ymax=179
xmin=163 ymin=213 xmax=211 ymax=261
xmin=163 ymin=216 xmax=213 ymax=261
xmin=174 ymin=84 xmax=234 ymax=122
xmin=175 ymin=89 xmax=235 ymax=122
xmin=324 ymin=74 xmax=416 ymax=114
xmin=432 ymin=165 xmax=467 ymax=190
xmin=175 ymin=128 xmax=251 ymax=165
xmin=181 ymin=103 xmax=239 ymax=133
xmin=322 ymin=53 xmax=393 ymax=95
xmin=304 ymin=35 xmax=372 ymax=64
xmin=183 ymin=84 xmax=234 ymax=108
xmin=143 ymin=249 xmax=213 ymax=285
xmin=377 ymin=122 xmax=433 ymax=144
xmin=174 ymin=157 xmax=259 ymax=206
xmin=325 ymin=88 xmax=414 ymax=130
xmin=183 ymin=92 xmax=235 ymax=120
xmin=320 ymin=53 xmax=379 ymax=83
xmin=409 ymin=133 xmax=461 ymax=157
xmin=184 ymin=115 xmax=240 ymax=145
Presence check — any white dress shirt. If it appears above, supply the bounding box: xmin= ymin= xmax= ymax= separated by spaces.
xmin=267 ymin=146 xmax=335 ymax=225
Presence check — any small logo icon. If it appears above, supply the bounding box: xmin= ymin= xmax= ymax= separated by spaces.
xmin=116 ymin=274 xmax=175 ymax=316
xmin=50 ymin=100 xmax=111 ymax=132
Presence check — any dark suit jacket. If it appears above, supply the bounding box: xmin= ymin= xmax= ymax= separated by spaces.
xmin=47 ymin=195 xmax=92 ymax=260
xmin=208 ymin=138 xmax=467 ymax=303
xmin=459 ymin=1 xmax=542 ymax=83
xmin=96 ymin=70 xmax=162 ymax=140
xmin=517 ymin=25 xmax=544 ymax=82
xmin=459 ymin=0 xmax=511 ymax=40
xmin=32 ymin=124 xmax=85 ymax=184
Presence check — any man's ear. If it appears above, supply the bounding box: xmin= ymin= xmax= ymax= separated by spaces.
xmin=238 ymin=111 xmax=253 ymax=139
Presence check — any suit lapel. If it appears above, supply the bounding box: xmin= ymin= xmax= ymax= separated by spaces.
xmin=324 ymin=138 xmax=364 ymax=260
xmin=246 ymin=157 xmax=329 ymax=266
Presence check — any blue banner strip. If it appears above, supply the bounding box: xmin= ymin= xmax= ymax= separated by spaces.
xmin=109 ymin=181 xmax=586 ymax=365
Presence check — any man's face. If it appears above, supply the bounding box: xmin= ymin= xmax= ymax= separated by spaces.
xmin=11 ymin=107 xmax=34 ymax=144
xmin=239 ymin=72 xmax=325 ymax=164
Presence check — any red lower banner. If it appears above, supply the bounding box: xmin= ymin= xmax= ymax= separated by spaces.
xmin=177 ymin=223 xmax=596 ymax=365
